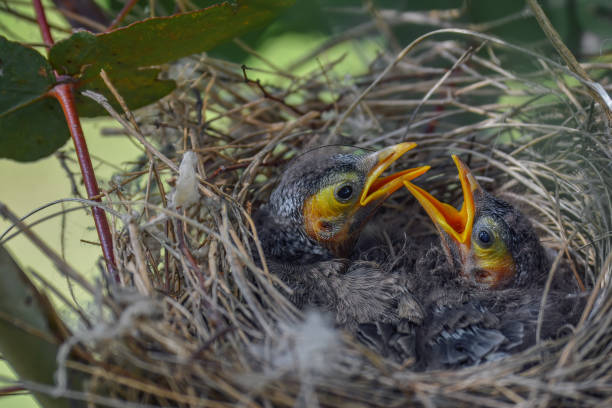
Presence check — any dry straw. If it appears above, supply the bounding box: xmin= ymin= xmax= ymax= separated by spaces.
xmin=4 ymin=26 xmax=611 ymax=407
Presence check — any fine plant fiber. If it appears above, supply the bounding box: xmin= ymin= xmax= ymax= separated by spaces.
xmin=2 ymin=27 xmax=611 ymax=407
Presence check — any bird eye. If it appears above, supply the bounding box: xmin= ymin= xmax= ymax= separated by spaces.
xmin=476 ymin=227 xmax=494 ymax=248
xmin=335 ymin=184 xmax=354 ymax=202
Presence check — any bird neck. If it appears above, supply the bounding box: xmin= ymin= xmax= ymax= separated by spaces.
xmin=254 ymin=205 xmax=334 ymax=264
xmin=513 ymin=241 xmax=550 ymax=287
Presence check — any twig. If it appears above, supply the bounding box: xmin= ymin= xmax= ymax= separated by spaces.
xmin=50 ymin=84 xmax=118 ymax=280
xmin=81 ymin=91 xmax=180 ymax=173
xmin=404 ymin=45 xmax=475 ymax=137
xmin=127 ymin=219 xmax=153 ymax=295
xmin=0 ymin=203 xmax=98 ymax=298
xmin=55 ymin=151 xmax=83 ymax=198
xmin=206 ymin=159 xmax=288 ymax=182
xmin=241 ymin=65 xmax=304 ymax=116
xmin=0 ymin=4 xmax=71 ymax=36
xmin=0 ymin=386 xmax=26 ymax=396
xmin=107 ymin=0 xmax=140 ymax=31
xmin=234 ymin=38 xmax=291 ymax=77
xmin=526 ymin=0 xmax=612 ymax=125
xmin=52 ymin=3 xmax=108 ymax=32
xmin=190 ymin=326 xmax=235 ymax=360
xmin=331 ymin=28 xmax=612 ymax=139
xmin=535 ymin=232 xmax=575 ymax=344
xmin=32 ymin=0 xmax=54 ymax=48
xmin=33 ymin=0 xmax=118 ymax=281
xmin=175 ymin=217 xmax=203 ymax=287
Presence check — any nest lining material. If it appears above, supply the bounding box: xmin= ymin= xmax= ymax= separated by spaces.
xmin=16 ymin=32 xmax=612 ymax=407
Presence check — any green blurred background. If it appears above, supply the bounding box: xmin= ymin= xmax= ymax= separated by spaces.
xmin=1 ymin=0 xmax=611 ymax=406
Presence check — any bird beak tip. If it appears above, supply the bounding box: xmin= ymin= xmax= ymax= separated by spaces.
xmin=359 ymin=143 xmax=427 ymax=207
xmin=404 ymin=155 xmax=478 ymax=247
xmin=453 ymin=155 xmax=482 ymax=194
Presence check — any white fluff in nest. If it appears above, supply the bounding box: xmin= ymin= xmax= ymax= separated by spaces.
xmin=271 ymin=310 xmax=340 ymax=373
xmin=243 ymin=311 xmax=341 ymax=393
xmin=170 ymin=151 xmax=200 ymax=208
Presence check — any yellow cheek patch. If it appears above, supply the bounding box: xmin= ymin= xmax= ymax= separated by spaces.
xmin=472 ymin=232 xmax=516 ymax=287
xmin=303 ymin=183 xmax=356 ymax=243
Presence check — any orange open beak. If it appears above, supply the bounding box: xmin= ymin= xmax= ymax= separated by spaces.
xmin=360 ymin=142 xmax=430 ymax=207
xmin=403 ymin=155 xmax=481 ymax=248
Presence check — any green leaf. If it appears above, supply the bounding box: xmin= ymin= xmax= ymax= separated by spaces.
xmin=102 ymin=0 xmax=229 ymax=24
xmin=0 ymin=36 xmax=70 ymax=162
xmin=0 ymin=245 xmax=79 ymax=408
xmin=48 ymin=31 xmax=98 ymax=79
xmin=2 ymin=0 xmax=292 ymax=160
xmin=0 ymin=37 xmax=52 ymax=112
xmin=49 ymin=0 xmax=292 ymax=117
xmin=0 ymin=97 xmax=71 ymax=161
xmin=49 ymin=0 xmax=294 ymax=79
xmin=76 ymin=67 xmax=176 ymax=117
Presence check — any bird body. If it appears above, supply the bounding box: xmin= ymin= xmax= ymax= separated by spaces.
xmin=356 ymin=239 xmax=584 ymax=369
xmin=396 ymin=156 xmax=585 ymax=369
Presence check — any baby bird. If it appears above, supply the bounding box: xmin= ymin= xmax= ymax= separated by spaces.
xmin=399 ymin=156 xmax=585 ymax=368
xmin=403 ymin=155 xmax=550 ymax=289
xmin=255 ymin=143 xmax=429 ymax=331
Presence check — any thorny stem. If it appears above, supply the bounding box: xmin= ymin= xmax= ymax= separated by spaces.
xmin=32 ymin=0 xmax=118 ymax=280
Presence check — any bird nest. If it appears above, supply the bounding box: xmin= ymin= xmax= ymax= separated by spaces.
xmin=30 ymin=32 xmax=612 ymax=407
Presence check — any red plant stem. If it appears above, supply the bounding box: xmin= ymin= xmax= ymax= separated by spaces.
xmin=0 ymin=385 xmax=26 ymax=396
xmin=108 ymin=0 xmax=140 ymax=31
xmin=32 ymin=0 xmax=53 ymax=47
xmin=33 ymin=1 xmax=118 ymax=280
xmin=51 ymin=85 xmax=118 ymax=278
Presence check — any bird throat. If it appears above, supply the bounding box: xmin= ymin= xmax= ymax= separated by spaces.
xmin=255 ymin=206 xmax=334 ymax=263
xmin=302 ymin=194 xmax=361 ymax=259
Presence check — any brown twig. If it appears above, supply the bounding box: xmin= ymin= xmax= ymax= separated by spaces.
xmin=51 ymin=1 xmax=108 ymax=32
xmin=206 ymin=159 xmax=288 ymax=182
xmin=107 ymin=0 xmax=140 ymax=31
xmin=241 ymin=65 xmax=305 ymax=116
xmin=55 ymin=151 xmax=83 ymax=197
xmin=0 ymin=4 xmax=71 ymax=36
xmin=190 ymin=326 xmax=235 ymax=360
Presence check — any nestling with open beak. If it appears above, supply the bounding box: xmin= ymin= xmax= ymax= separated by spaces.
xmin=255 ymin=143 xmax=429 ymax=330
xmin=403 ymin=155 xmax=550 ymax=289
xmin=393 ymin=155 xmax=586 ymax=368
